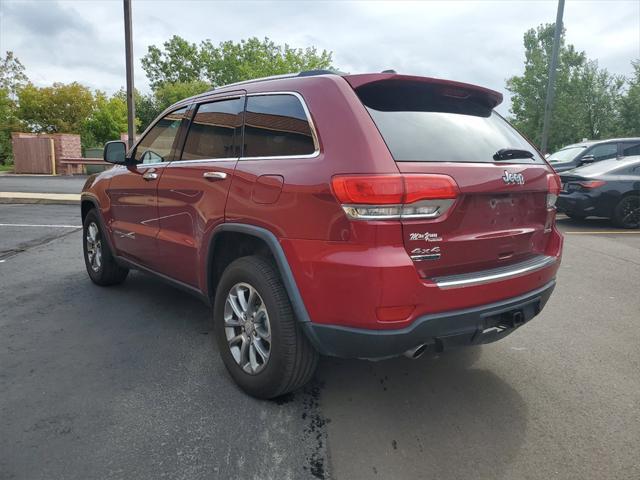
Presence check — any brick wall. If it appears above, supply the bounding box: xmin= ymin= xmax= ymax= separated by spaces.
xmin=10 ymin=132 xmax=83 ymax=174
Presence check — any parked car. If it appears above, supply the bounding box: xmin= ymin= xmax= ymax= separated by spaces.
xmin=557 ymin=156 xmax=640 ymax=228
xmin=82 ymin=71 xmax=563 ymax=398
xmin=547 ymin=138 xmax=640 ymax=173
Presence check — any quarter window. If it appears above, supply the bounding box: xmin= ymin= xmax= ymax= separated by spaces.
xmin=181 ymin=98 xmax=244 ymax=160
xmin=243 ymin=94 xmax=316 ymax=158
xmin=622 ymin=142 xmax=640 ymax=157
xmin=135 ymin=107 xmax=187 ymax=163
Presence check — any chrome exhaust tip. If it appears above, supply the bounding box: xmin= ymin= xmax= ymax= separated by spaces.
xmin=403 ymin=344 xmax=427 ymax=359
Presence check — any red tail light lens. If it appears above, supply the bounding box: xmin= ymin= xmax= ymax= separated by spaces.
xmin=403 ymin=174 xmax=459 ymax=202
xmin=546 ymin=173 xmax=561 ymax=208
xmin=331 ymin=174 xmax=459 ymax=220
xmin=547 ymin=173 xmax=561 ymax=195
xmin=577 ymin=180 xmax=606 ymax=189
xmin=331 ymin=175 xmax=404 ymax=205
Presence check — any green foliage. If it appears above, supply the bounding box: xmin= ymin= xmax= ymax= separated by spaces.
xmin=132 ymin=80 xmax=210 ymax=134
xmin=82 ymin=90 xmax=131 ymax=147
xmin=17 ymin=82 xmax=94 ymax=134
xmin=0 ymin=88 xmax=20 ymax=163
xmin=141 ymin=36 xmax=203 ymax=90
xmin=506 ymin=24 xmax=633 ymax=152
xmin=619 ymin=61 xmax=640 ymax=136
xmin=0 ymin=52 xmax=29 ymax=162
xmin=134 ymin=90 xmax=160 ymax=134
xmin=154 ymin=80 xmax=210 ymax=110
xmin=0 ymin=51 xmax=28 ymax=98
xmin=141 ymin=36 xmax=334 ymax=89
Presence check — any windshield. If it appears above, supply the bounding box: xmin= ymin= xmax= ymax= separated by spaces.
xmin=548 ymin=146 xmax=585 ymax=164
xmin=357 ymin=81 xmax=543 ymax=164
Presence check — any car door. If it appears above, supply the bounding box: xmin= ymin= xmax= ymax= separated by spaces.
xmin=106 ymin=107 xmax=188 ymax=268
xmin=581 ymin=143 xmax=618 ymax=165
xmin=154 ymin=94 xmax=245 ymax=288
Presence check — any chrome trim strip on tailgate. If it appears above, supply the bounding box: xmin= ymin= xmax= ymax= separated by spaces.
xmin=432 ymin=255 xmax=556 ymax=289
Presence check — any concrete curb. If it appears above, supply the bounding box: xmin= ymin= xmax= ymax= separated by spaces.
xmin=0 ymin=192 xmax=81 ymax=205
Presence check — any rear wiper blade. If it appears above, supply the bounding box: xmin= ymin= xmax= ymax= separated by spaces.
xmin=493 ymin=148 xmax=534 ymax=161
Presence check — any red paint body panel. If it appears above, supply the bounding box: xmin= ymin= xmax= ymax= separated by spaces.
xmin=155 ymin=159 xmax=238 ymax=287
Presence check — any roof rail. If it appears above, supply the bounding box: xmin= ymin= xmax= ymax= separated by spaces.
xmin=210 ymin=69 xmax=340 ymax=91
xmin=184 ymin=70 xmax=343 ymax=102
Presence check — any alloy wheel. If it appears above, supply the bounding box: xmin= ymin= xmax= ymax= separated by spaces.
xmin=85 ymin=222 xmax=103 ymax=272
xmin=224 ymin=282 xmax=271 ymax=374
xmin=620 ymin=197 xmax=640 ymax=228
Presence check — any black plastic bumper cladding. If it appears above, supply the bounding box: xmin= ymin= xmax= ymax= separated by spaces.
xmin=302 ymin=281 xmax=556 ymax=359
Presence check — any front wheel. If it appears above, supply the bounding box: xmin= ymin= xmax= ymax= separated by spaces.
xmin=213 ymin=256 xmax=318 ymax=399
xmin=82 ymin=210 xmax=129 ymax=286
xmin=612 ymin=195 xmax=640 ymax=229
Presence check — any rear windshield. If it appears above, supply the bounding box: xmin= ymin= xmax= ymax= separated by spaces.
xmin=357 ymin=81 xmax=543 ymax=164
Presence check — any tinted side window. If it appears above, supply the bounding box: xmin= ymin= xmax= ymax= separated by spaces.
xmin=181 ymin=98 xmax=244 ymax=160
xmin=588 ymin=143 xmax=617 ymax=161
xmin=243 ymin=95 xmax=316 ymax=158
xmin=135 ymin=107 xmax=187 ymax=163
xmin=622 ymin=142 xmax=640 ymax=157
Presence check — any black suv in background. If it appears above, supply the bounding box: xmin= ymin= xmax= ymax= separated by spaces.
xmin=547 ymin=138 xmax=640 ymax=173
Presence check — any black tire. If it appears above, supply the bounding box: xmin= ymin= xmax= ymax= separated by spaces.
xmin=82 ymin=209 xmax=129 ymax=286
xmin=213 ymin=255 xmax=318 ymax=399
xmin=565 ymin=212 xmax=587 ymax=220
xmin=612 ymin=195 xmax=640 ymax=229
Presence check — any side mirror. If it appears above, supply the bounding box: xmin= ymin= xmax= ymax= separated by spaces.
xmin=104 ymin=141 xmax=129 ymax=164
xmin=580 ymin=154 xmax=595 ymax=165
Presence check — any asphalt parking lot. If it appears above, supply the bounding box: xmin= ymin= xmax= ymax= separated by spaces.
xmin=1 ymin=203 xmax=638 ymax=480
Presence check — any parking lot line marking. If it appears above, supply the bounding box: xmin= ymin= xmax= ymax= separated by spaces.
xmin=565 ymin=231 xmax=640 ymax=234
xmin=0 ymin=223 xmax=81 ymax=228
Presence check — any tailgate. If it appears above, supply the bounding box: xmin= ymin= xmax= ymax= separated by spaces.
xmin=396 ymin=162 xmax=553 ymax=278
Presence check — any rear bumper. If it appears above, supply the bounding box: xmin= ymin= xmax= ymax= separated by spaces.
xmin=302 ymin=280 xmax=555 ymax=359
xmin=557 ymin=192 xmax=605 ymax=217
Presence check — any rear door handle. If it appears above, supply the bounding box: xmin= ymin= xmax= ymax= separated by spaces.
xmin=203 ymin=171 xmax=228 ymax=181
xmin=142 ymin=169 xmax=158 ymax=181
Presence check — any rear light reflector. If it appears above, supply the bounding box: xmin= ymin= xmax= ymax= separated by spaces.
xmin=332 ymin=174 xmax=459 ymax=220
xmin=376 ymin=305 xmax=415 ymax=322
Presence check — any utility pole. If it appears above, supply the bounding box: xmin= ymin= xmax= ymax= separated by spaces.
xmin=540 ymin=0 xmax=565 ymax=154
xmin=123 ymin=0 xmax=135 ymax=149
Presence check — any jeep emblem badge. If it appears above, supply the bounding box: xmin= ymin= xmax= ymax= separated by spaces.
xmin=502 ymin=170 xmax=525 ymax=185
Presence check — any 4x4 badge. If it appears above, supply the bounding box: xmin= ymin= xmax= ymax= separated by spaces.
xmin=502 ymin=170 xmax=525 ymax=185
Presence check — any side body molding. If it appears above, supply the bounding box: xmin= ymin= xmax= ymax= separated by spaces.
xmin=207 ymin=223 xmax=312 ymax=325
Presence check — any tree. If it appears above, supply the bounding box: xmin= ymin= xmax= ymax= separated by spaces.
xmin=18 ymin=82 xmax=94 ymax=134
xmin=0 ymin=88 xmax=20 ymax=163
xmin=141 ymin=36 xmax=203 ymax=90
xmin=82 ymin=90 xmax=131 ymax=147
xmin=618 ymin=60 xmax=640 ymax=136
xmin=506 ymin=24 xmax=586 ymax=152
xmin=0 ymin=52 xmax=28 ymax=162
xmin=135 ymin=90 xmax=160 ymax=133
xmin=0 ymin=51 xmax=28 ymax=98
xmin=575 ymin=60 xmax=624 ymax=139
xmin=154 ymin=79 xmax=210 ymax=110
xmin=141 ymin=36 xmax=334 ymax=89
xmin=200 ymin=37 xmax=334 ymax=87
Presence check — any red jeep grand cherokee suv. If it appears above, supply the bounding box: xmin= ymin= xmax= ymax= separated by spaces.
xmin=82 ymin=71 xmax=563 ymax=398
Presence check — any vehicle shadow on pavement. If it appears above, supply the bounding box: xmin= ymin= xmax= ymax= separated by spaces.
xmin=317 ymin=349 xmax=527 ymax=480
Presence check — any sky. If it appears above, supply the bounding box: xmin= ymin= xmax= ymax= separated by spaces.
xmin=1 ymin=0 xmax=639 ymax=115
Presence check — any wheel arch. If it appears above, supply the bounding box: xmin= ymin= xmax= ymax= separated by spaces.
xmin=80 ymin=195 xmax=117 ymax=254
xmin=205 ymin=224 xmax=312 ymax=325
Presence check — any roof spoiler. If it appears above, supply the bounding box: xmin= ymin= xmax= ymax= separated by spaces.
xmin=344 ymin=73 xmax=503 ymax=109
